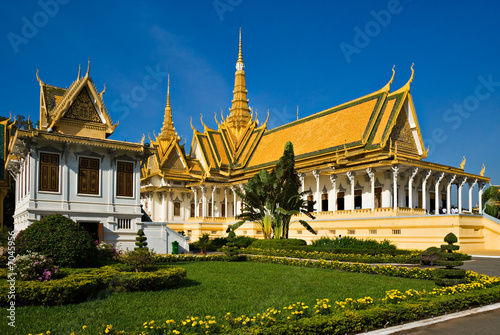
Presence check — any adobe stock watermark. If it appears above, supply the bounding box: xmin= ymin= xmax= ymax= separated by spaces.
xmin=423 ymin=74 xmax=500 ymax=155
xmin=267 ymin=106 xmax=295 ymax=129
xmin=339 ymin=0 xmax=407 ymax=64
xmin=6 ymin=231 xmax=17 ymax=328
xmin=110 ymin=64 xmax=169 ymax=123
xmin=7 ymin=0 xmax=71 ymax=54
xmin=213 ymin=0 xmax=243 ymax=22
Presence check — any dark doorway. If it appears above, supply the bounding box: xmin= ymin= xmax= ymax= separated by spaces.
xmin=79 ymin=221 xmax=102 ymax=243
xmin=354 ymin=190 xmax=362 ymax=209
xmin=337 ymin=192 xmax=345 ymax=210
xmin=321 ymin=194 xmax=328 ymax=211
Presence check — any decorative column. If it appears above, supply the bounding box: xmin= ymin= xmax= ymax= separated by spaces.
xmin=421 ymin=170 xmax=432 ymax=211
xmin=231 ymin=186 xmax=237 ymax=218
xmin=468 ymin=179 xmax=477 ymax=214
xmin=162 ymin=192 xmax=167 ymax=221
xmin=201 ymin=185 xmax=206 ymax=219
xmin=211 ymin=186 xmax=216 ymax=217
xmin=458 ymin=177 xmax=467 ymax=214
xmin=366 ymin=168 xmax=375 ymax=211
xmin=191 ymin=187 xmax=197 ymax=218
xmin=408 ymin=167 xmax=418 ymax=209
xmin=392 ymin=166 xmax=399 ymax=210
xmin=238 ymin=184 xmax=244 ymax=216
xmin=434 ymin=172 xmax=445 ymax=215
xmin=168 ymin=192 xmax=174 ymax=221
xmin=312 ymin=170 xmax=320 ymax=213
xmin=446 ymin=174 xmax=457 ymax=214
xmin=329 ymin=174 xmax=337 ymax=213
xmin=478 ymin=182 xmax=488 ymax=214
xmin=346 ymin=171 xmax=355 ymax=211
xmin=224 ymin=188 xmax=228 ymax=218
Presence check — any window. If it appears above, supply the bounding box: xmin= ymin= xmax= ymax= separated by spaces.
xmin=40 ymin=153 xmax=59 ymax=192
xmin=221 ymin=203 xmax=226 ymax=217
xmin=208 ymin=202 xmax=212 ymax=217
xmin=321 ymin=193 xmax=328 ymax=211
xmin=117 ymin=161 xmax=133 ymax=197
xmin=190 ymin=203 xmax=195 ymax=217
xmin=354 ymin=190 xmax=362 ymax=209
xmin=369 ymin=229 xmax=377 ymax=235
xmin=392 ymin=229 xmax=401 ymax=235
xmin=199 ymin=203 xmax=203 ymax=217
xmin=174 ymin=202 xmax=181 ymax=216
xmin=307 ymin=194 xmax=314 ymax=212
xmin=375 ymin=187 xmax=382 ymax=208
xmin=348 ymin=229 xmax=356 ymax=235
xmin=337 ymin=192 xmax=345 ymax=210
xmin=330 ymin=229 xmax=336 ymax=235
xmin=118 ymin=218 xmax=131 ymax=230
xmin=297 ymin=230 xmax=303 ymax=234
xmin=78 ymin=157 xmax=99 ymax=195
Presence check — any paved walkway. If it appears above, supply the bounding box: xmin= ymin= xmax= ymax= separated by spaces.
xmin=365 ymin=256 xmax=500 ymax=335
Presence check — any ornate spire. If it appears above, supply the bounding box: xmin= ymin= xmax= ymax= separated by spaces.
xmin=159 ymin=74 xmax=176 ymax=141
xmin=226 ymin=28 xmax=252 ymax=139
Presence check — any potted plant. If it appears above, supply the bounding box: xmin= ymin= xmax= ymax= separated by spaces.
xmin=197 ymin=233 xmax=212 ymax=255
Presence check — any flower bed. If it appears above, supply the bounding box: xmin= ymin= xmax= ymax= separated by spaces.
xmin=60 ymin=272 xmax=500 ymax=334
xmin=0 ymin=266 xmax=186 ymax=306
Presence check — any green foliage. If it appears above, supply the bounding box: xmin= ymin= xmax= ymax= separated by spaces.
xmin=234 ymin=142 xmax=316 ymax=239
xmin=0 ymin=265 xmax=186 ymax=306
xmin=134 ymin=229 xmax=148 ymax=250
xmin=96 ymin=241 xmax=121 ymax=262
xmin=310 ymin=236 xmax=400 ymax=255
xmin=483 ymin=186 xmax=500 ymax=218
xmin=436 ymin=232 xmax=466 ymax=286
xmin=13 ymin=251 xmax=60 ymax=281
xmin=196 ymin=233 xmax=213 ymax=253
xmin=420 ymin=247 xmax=444 ymax=265
xmin=224 ymin=228 xmax=246 ymax=262
xmin=121 ymin=248 xmax=156 ymax=272
xmin=251 ymin=238 xmax=307 ymax=249
xmin=14 ymin=214 xmax=98 ymax=268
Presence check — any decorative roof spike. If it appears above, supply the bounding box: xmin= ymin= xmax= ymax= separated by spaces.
xmin=85 ymin=58 xmax=90 ymax=78
xmin=36 ymin=69 xmax=44 ymax=85
xmin=159 ymin=74 xmax=176 ymax=141
xmin=77 ymin=64 xmax=81 ymax=80
xmin=380 ymin=65 xmax=395 ymax=92
xmin=393 ymin=63 xmax=414 ymax=94
xmin=226 ymin=28 xmax=252 ymax=138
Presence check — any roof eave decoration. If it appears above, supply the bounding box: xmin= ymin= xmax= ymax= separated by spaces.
xmin=42 ymin=61 xmax=117 ymax=134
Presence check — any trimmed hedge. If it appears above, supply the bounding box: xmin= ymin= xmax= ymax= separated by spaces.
xmin=0 ymin=266 xmax=186 ymax=306
xmin=241 ymin=247 xmax=422 ymax=264
xmin=250 ymin=238 xmax=307 ymax=249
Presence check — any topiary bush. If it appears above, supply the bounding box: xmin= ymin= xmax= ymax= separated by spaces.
xmin=15 ymin=214 xmax=98 ymax=268
xmin=435 ymin=232 xmax=467 ymax=286
xmin=121 ymin=248 xmax=156 ymax=272
xmin=135 ymin=229 xmax=148 ymax=250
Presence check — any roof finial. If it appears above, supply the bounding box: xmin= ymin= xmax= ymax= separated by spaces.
xmin=159 ymin=74 xmax=176 ymax=141
xmin=394 ymin=63 xmax=414 ymax=93
xmin=236 ymin=27 xmax=244 ymax=70
xmin=85 ymin=58 xmax=90 ymax=78
xmin=36 ymin=69 xmax=44 ymax=85
xmin=77 ymin=64 xmax=81 ymax=80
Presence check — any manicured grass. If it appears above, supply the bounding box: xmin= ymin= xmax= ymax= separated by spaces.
xmin=13 ymin=261 xmax=437 ymax=334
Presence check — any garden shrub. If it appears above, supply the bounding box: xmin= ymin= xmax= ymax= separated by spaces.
xmin=121 ymin=248 xmax=156 ymax=272
xmin=14 ymin=214 xmax=98 ymax=268
xmin=435 ymin=232 xmax=467 ymax=286
xmin=250 ymin=238 xmax=306 ymax=249
xmin=135 ymin=229 xmax=148 ymax=250
xmin=0 ymin=265 xmax=186 ymax=306
xmin=13 ymin=251 xmax=59 ymax=281
xmin=310 ymin=236 xmax=402 ymax=255
xmin=96 ymin=241 xmax=121 ymax=262
xmin=224 ymin=230 xmax=246 ymax=262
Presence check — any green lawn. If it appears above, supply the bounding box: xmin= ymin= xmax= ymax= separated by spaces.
xmin=12 ymin=261 xmax=437 ymax=335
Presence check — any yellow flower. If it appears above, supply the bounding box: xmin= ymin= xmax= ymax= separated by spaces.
xmin=82 ymin=325 xmax=87 ymax=330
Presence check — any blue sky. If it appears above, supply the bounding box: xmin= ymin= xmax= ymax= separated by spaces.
xmin=1 ymin=0 xmax=499 ymax=192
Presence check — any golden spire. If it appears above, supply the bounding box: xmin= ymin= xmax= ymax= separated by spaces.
xmin=226 ymin=28 xmax=252 ymax=139
xmin=159 ymin=74 xmax=176 ymax=141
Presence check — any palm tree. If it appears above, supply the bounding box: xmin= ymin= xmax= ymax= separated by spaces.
xmin=234 ymin=142 xmax=317 ymax=238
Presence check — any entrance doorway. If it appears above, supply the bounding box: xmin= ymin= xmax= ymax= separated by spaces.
xmin=78 ymin=221 xmax=103 ymax=243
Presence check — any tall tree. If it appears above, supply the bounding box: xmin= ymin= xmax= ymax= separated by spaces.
xmin=234 ymin=141 xmax=316 ymax=238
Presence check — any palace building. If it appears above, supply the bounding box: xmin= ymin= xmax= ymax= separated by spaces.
xmin=140 ymin=31 xmax=498 ymax=252
xmin=5 ymin=63 xmax=155 ymax=251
